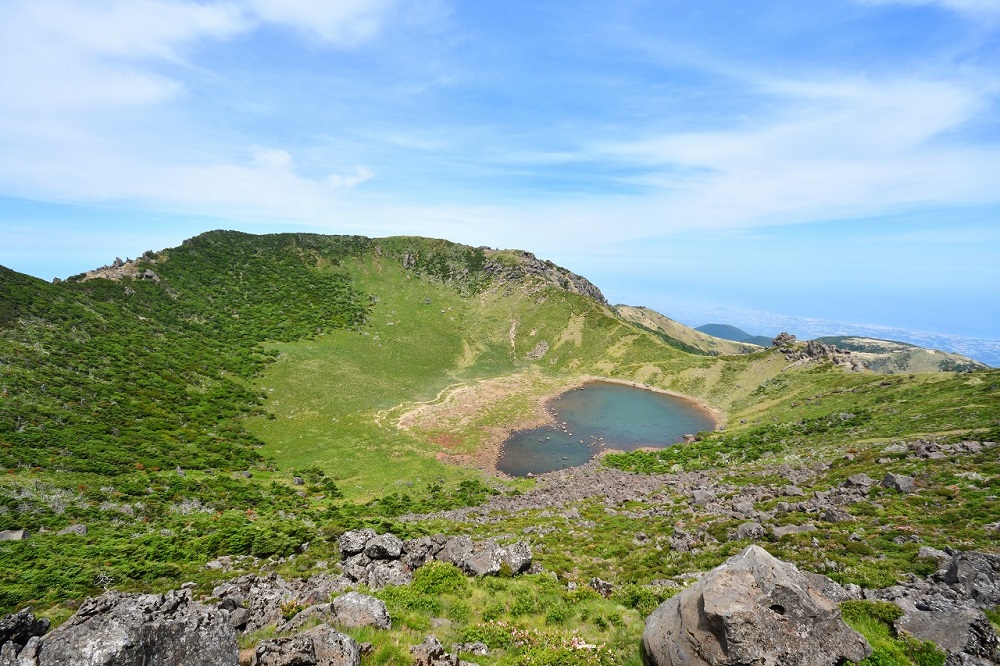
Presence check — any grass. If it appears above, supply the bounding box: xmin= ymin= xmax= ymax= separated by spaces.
xmin=245 ymin=257 xmax=484 ymax=497
xmin=365 ymin=564 xmax=647 ymax=665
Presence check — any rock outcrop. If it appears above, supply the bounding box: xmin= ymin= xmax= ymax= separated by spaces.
xmin=338 ymin=530 xmax=532 ymax=589
xmin=212 ymin=573 xmax=352 ymax=634
xmin=330 ymin=592 xmax=391 ymax=630
xmin=864 ymin=549 xmax=1000 ymax=663
xmin=0 ymin=609 xmax=49 ymax=647
xmin=641 ymin=545 xmax=871 ymax=666
xmin=251 ymin=625 xmax=360 ymax=666
xmin=1 ymin=590 xmax=237 ymax=666
xmin=895 ymin=610 xmax=998 ymax=666
xmin=775 ymin=337 xmax=867 ymax=372
xmin=481 ymin=250 xmax=608 ymax=305
xmin=410 ymin=635 xmax=462 ymax=666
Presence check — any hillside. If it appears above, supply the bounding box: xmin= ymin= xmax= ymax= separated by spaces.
xmin=812 ymin=335 xmax=987 ymax=373
xmin=614 ymin=305 xmax=762 ymax=356
xmin=2 ymin=230 xmax=999 ymax=665
xmin=695 ymin=323 xmax=773 ymax=346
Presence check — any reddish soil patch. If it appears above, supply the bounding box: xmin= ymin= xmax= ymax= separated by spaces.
xmin=429 ymin=433 xmax=464 ymax=449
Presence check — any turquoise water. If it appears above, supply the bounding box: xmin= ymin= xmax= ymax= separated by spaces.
xmin=496 ymin=381 xmax=715 ymax=477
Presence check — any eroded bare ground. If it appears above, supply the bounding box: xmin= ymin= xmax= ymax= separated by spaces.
xmin=389 ymin=369 xmax=576 ymax=470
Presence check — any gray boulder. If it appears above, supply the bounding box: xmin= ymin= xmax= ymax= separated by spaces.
xmin=498 ymin=541 xmax=533 ymax=574
xmin=589 ymin=578 xmax=614 ymax=598
xmin=252 ymin=625 xmax=359 ymax=666
xmin=365 ymin=561 xmax=412 ymax=589
xmin=364 ymin=534 xmax=403 ymax=560
xmin=802 ymin=572 xmax=861 ymax=603
xmin=447 ymin=539 xmax=502 ymax=577
xmin=410 ymin=635 xmax=458 ymax=666
xmin=341 ymin=553 xmax=373 ymax=583
xmin=0 ymin=610 xmax=49 ymax=650
xmin=733 ymin=522 xmax=765 ymax=541
xmin=772 ymin=523 xmax=817 ymax=538
xmin=339 ymin=529 xmax=376 ymax=557
xmin=439 ymin=538 xmax=532 ymax=577
xmin=821 ymin=508 xmax=855 ymax=523
xmin=944 ymin=552 xmax=1000 ymax=608
xmin=55 ymin=525 xmax=87 ymax=537
xmin=842 ymin=473 xmax=875 ymax=488
xmin=918 ymin=546 xmax=951 ymax=567
xmin=402 ymin=536 xmax=446 ymax=570
xmin=691 ymin=489 xmax=715 ymax=507
xmin=438 ymin=536 xmax=475 ymax=567
xmin=212 ymin=573 xmax=351 ymax=633
xmin=332 ymin=592 xmax=391 ymax=630
xmin=641 ymin=545 xmax=871 ymax=666
xmin=16 ymin=590 xmax=237 ymax=666
xmin=895 ymin=609 xmax=1000 ymax=665
xmin=882 ymin=472 xmax=915 ymax=493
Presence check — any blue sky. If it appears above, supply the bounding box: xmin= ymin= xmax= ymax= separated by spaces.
xmin=1 ymin=0 xmax=999 ymax=347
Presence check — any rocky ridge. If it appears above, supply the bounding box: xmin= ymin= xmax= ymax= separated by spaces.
xmin=479 ymin=249 xmax=608 ymax=305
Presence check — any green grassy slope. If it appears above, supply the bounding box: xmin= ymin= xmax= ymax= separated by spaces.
xmin=2 ymin=230 xmax=998 ymax=666
xmin=0 ymin=230 xmax=708 ymax=610
xmin=245 ymin=252 xmax=714 ymax=491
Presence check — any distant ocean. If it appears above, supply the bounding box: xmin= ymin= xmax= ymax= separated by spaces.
xmin=665 ymin=306 xmax=1000 ymax=368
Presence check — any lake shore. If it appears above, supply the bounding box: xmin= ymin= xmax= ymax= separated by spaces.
xmin=401 ymin=373 xmax=723 ymax=477
xmin=484 ymin=375 xmax=726 ymax=478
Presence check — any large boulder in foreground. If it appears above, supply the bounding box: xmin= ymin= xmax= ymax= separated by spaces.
xmin=641 ymin=545 xmax=871 ymax=666
xmin=7 ymin=590 xmax=237 ymax=666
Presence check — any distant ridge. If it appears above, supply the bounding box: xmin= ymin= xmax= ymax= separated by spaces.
xmin=814 ymin=336 xmax=917 ymax=353
xmin=615 ymin=306 xmax=761 ymax=356
xmin=696 ymin=323 xmax=772 ymax=347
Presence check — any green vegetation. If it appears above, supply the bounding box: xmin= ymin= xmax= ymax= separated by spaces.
xmin=373 ymin=566 xmax=645 ymax=665
xmin=2 ymin=230 xmax=998 ymax=664
xmin=841 ymin=601 xmax=946 ymax=666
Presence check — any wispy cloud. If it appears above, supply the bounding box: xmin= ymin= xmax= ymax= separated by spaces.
xmin=590 ymin=74 xmax=1000 ymax=233
xmin=245 ymin=0 xmax=398 ymax=44
xmin=0 ymin=0 xmax=396 ymax=215
xmin=0 ymin=1 xmax=244 ymax=113
xmin=0 ymin=0 xmax=400 ymax=115
xmin=856 ymin=0 xmax=1000 ymax=20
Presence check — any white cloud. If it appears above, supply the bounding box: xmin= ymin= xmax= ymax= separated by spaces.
xmin=329 ymin=167 xmax=375 ymax=190
xmin=0 ymin=0 xmax=397 ymax=116
xmin=16 ymin=0 xmax=248 ymax=61
xmin=0 ymin=0 xmax=394 ymax=221
xmin=245 ymin=0 xmax=397 ymax=44
xmin=0 ymin=0 xmax=245 ymax=113
xmin=590 ymin=75 xmax=1000 ymax=233
xmin=252 ymin=148 xmax=295 ymax=171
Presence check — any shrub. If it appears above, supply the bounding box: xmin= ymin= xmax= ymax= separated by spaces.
xmin=411 ymin=561 xmax=467 ymax=595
